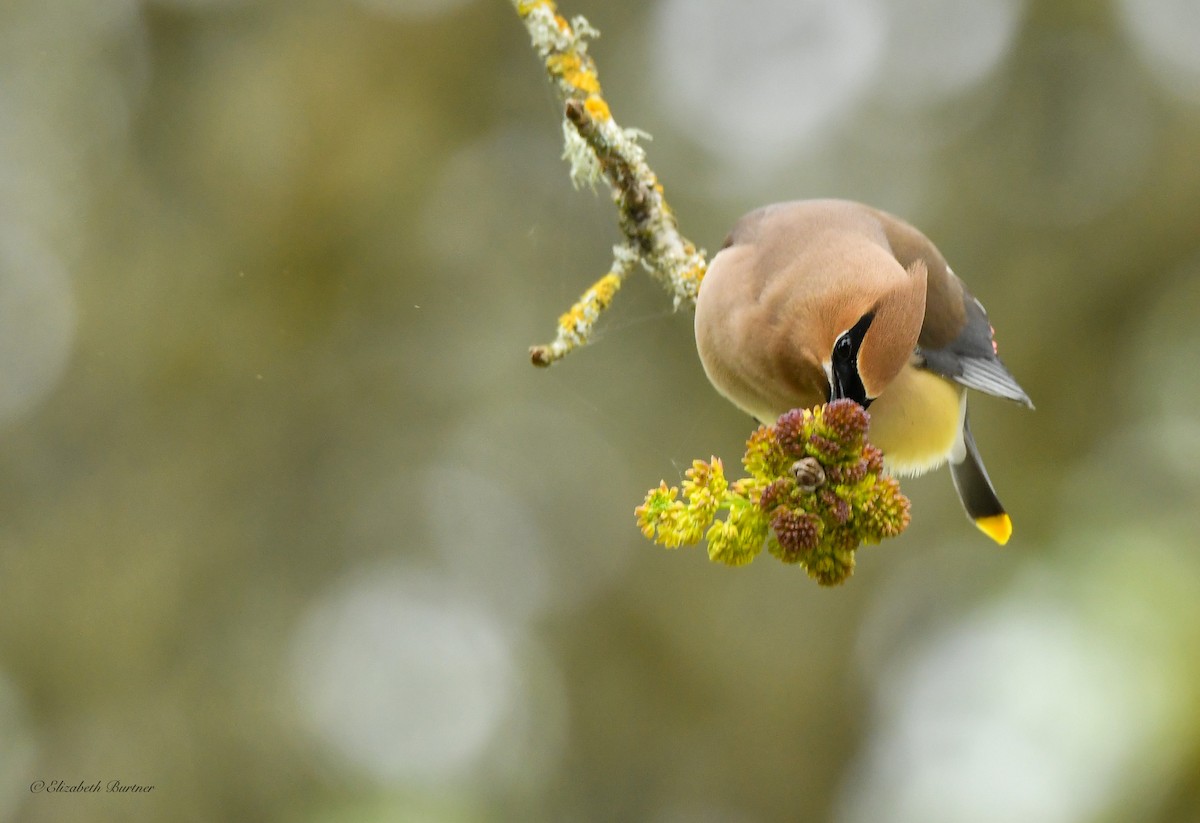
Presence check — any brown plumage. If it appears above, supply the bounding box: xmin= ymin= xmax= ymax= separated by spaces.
xmin=694 ymin=199 xmax=1032 ymax=543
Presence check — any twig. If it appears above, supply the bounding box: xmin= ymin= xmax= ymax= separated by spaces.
xmin=512 ymin=0 xmax=708 ymax=367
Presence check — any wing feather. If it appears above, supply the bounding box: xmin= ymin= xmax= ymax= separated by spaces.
xmin=867 ymin=205 xmax=1034 ymax=408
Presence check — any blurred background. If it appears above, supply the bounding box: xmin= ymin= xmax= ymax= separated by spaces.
xmin=1 ymin=0 xmax=1199 ymax=821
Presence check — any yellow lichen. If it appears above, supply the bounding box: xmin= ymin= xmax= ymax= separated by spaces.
xmin=552 ymin=270 xmax=625 ymax=341
xmin=544 ymin=53 xmax=574 ymax=75
xmin=584 ymin=95 xmax=611 ymax=121
xmin=517 ymin=0 xmax=554 ymax=17
xmin=570 ymin=72 xmax=600 ymax=94
xmin=679 ymin=261 xmax=707 ymax=294
xmin=529 ymin=247 xmax=637 ymax=367
xmin=558 ymin=307 xmax=585 ymax=330
xmin=591 ymin=272 xmax=620 ymax=305
xmin=544 ymin=54 xmax=600 ymax=93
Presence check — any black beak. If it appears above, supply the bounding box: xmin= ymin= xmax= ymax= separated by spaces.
xmin=830 ymin=360 xmax=871 ymax=408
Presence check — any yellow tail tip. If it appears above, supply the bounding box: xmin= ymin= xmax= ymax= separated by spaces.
xmin=975 ymin=514 xmax=1012 ymax=545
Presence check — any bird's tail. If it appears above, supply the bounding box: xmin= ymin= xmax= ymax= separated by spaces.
xmin=950 ymin=411 xmax=1012 ymax=545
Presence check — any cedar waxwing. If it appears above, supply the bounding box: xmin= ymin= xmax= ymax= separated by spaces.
xmin=694 ymin=199 xmax=1032 ymax=544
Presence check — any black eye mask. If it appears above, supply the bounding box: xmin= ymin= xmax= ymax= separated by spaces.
xmin=829 ymin=311 xmax=875 ymax=408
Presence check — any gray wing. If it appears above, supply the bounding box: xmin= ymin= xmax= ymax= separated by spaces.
xmin=917 ymin=291 xmax=1034 ymax=408
xmin=865 ymin=204 xmax=1033 ymax=408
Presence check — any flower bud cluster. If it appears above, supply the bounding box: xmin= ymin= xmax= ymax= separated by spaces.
xmin=635 ymin=399 xmax=911 ymax=586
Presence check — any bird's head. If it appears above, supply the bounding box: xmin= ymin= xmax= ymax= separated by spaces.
xmin=804 ymin=238 xmax=929 ymax=407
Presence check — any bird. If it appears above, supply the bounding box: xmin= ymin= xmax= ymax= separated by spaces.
xmin=693 ymin=199 xmax=1032 ymax=545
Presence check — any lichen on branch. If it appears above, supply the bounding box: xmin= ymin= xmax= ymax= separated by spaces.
xmin=635 ymin=400 xmax=911 ymax=586
xmin=512 ymin=0 xmax=707 ymax=366
xmin=530 ymin=244 xmax=635 ymax=367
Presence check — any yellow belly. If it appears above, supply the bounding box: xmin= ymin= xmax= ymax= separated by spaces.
xmin=868 ymin=365 xmax=963 ymax=476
